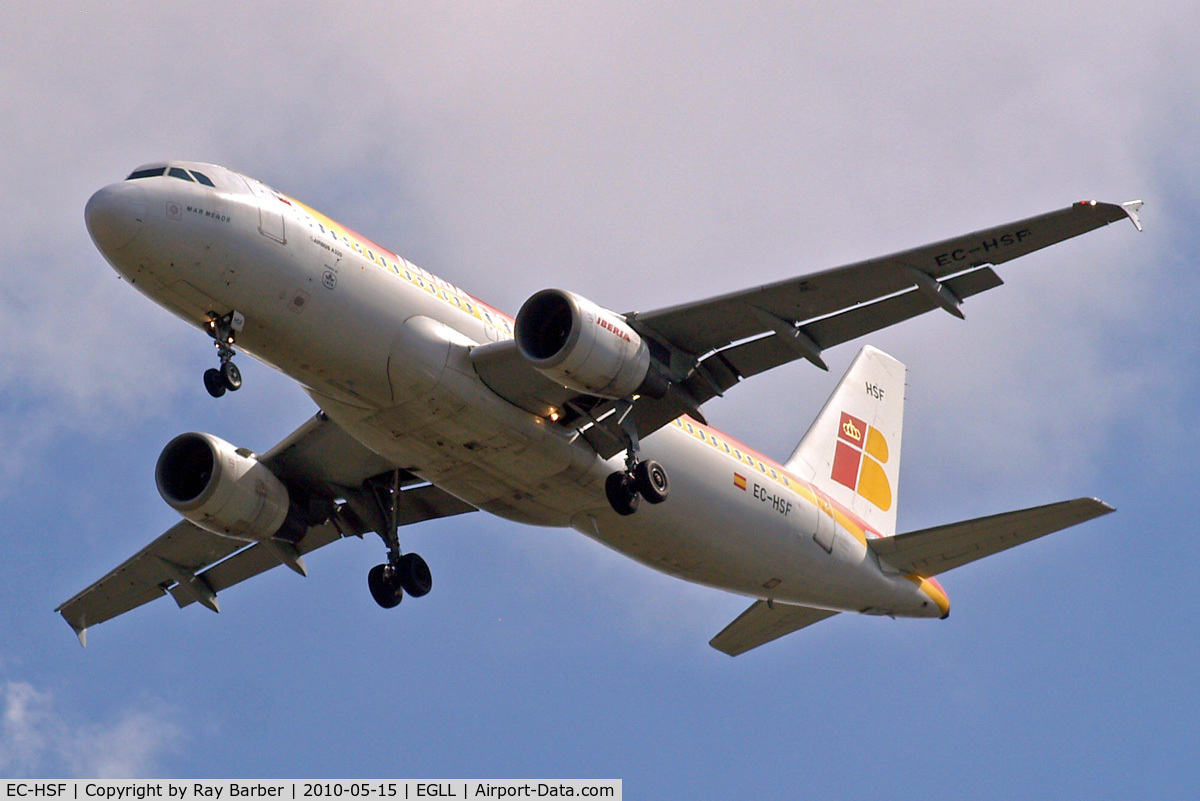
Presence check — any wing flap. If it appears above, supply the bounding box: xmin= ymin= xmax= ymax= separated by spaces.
xmin=633 ymin=201 xmax=1135 ymax=358
xmin=716 ymin=267 xmax=1002 ymax=383
xmin=710 ymin=600 xmax=839 ymax=656
xmin=869 ymin=497 xmax=1115 ymax=577
xmin=171 ymin=521 xmax=345 ymax=608
xmin=55 ymin=520 xmax=245 ymax=636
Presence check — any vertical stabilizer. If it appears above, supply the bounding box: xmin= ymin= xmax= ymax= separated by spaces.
xmin=785 ymin=346 xmax=906 ymax=537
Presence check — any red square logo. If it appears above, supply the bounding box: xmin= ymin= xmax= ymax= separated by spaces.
xmin=831 ymin=440 xmax=861 ymax=490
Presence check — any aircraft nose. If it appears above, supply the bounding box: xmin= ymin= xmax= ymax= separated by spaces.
xmin=85 ymin=182 xmax=147 ymax=253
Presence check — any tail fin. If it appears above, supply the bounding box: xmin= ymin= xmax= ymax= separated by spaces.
xmin=785 ymin=346 xmax=906 ymax=537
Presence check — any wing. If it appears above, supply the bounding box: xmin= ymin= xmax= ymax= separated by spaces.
xmin=56 ymin=413 xmax=476 ymax=644
xmin=868 ymin=497 xmax=1114 ymax=577
xmin=631 ymin=200 xmax=1142 ymax=365
xmin=476 ymin=201 xmax=1142 ymax=458
xmin=709 ymin=600 xmax=840 ymax=656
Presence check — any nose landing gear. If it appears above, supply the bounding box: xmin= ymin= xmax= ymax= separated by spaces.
xmin=204 ymin=311 xmax=244 ymax=398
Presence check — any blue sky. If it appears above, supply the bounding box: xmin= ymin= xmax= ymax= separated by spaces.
xmin=3 ymin=3 xmax=1198 ymax=796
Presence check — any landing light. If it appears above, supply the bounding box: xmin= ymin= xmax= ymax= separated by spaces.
xmin=549 ymin=410 xmax=560 ymax=422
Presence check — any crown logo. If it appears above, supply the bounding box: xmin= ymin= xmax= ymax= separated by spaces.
xmin=831 ymin=411 xmax=892 ymax=511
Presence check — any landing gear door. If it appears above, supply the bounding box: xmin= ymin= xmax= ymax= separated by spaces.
xmin=814 ymin=496 xmax=837 ymax=553
xmin=240 ymin=176 xmax=286 ymax=244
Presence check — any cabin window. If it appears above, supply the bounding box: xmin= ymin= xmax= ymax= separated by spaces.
xmin=126 ymin=167 xmax=166 ymax=180
xmin=168 ymin=167 xmax=194 ymax=182
xmin=190 ymin=171 xmax=216 ymax=187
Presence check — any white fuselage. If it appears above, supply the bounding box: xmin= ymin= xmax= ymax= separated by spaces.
xmin=85 ymin=162 xmax=946 ymax=620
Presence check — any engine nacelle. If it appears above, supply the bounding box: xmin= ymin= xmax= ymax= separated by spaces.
xmin=155 ymin=432 xmax=290 ymax=542
xmin=515 ymin=289 xmax=654 ymax=398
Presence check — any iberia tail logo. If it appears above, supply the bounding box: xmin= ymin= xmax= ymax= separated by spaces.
xmin=831 ymin=412 xmax=892 ymax=511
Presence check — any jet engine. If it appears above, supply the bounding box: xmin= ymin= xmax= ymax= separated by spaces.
xmin=515 ymin=289 xmax=663 ymax=398
xmin=155 ymin=432 xmax=291 ymax=542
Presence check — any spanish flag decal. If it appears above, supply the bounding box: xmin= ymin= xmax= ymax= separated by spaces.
xmin=830 ymin=412 xmax=892 ymax=510
xmin=733 ymin=473 xmax=747 ymax=491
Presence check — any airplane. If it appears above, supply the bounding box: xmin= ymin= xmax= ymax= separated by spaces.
xmin=57 ymin=160 xmax=1143 ymax=654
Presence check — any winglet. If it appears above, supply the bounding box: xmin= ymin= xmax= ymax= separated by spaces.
xmin=1121 ymin=200 xmax=1144 ymax=232
xmin=55 ymin=604 xmax=89 ymax=647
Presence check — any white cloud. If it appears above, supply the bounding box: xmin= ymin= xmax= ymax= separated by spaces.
xmin=0 ymin=681 xmax=181 ymax=779
xmin=1 ymin=1 xmax=1196 ymax=508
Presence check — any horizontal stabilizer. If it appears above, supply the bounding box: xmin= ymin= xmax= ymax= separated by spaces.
xmin=710 ymin=600 xmax=839 ymax=656
xmin=869 ymin=497 xmax=1114 ymax=577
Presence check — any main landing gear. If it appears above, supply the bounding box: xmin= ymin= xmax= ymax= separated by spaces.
xmin=366 ymin=470 xmax=433 ymax=608
xmin=203 ymin=310 xmax=244 ymax=398
xmin=603 ymin=409 xmax=670 ymax=516
xmin=605 ymin=460 xmax=669 ymax=516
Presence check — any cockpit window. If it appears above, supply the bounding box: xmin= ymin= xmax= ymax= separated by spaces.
xmin=168 ymin=167 xmax=194 ymax=182
xmin=126 ymin=167 xmax=166 ymax=180
xmin=190 ymin=170 xmax=216 ymax=187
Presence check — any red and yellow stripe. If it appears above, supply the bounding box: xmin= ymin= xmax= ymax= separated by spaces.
xmin=906 ymin=574 xmax=951 ymax=617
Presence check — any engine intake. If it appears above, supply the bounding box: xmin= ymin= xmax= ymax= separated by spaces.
xmin=515 ymin=289 xmax=655 ymax=398
xmin=156 ymin=432 xmax=291 ymax=542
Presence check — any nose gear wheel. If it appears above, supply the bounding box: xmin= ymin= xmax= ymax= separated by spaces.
xmin=203 ymin=368 xmax=226 ymax=398
xmin=204 ymin=310 xmax=244 ymax=397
